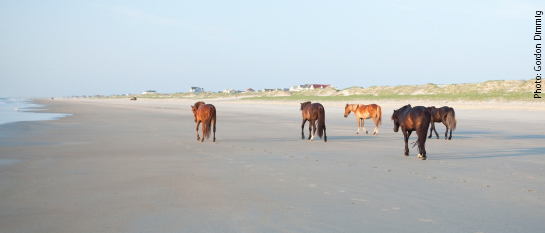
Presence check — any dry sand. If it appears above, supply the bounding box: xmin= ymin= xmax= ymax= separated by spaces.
xmin=0 ymin=98 xmax=544 ymax=232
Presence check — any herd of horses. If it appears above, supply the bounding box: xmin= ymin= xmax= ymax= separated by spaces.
xmin=191 ymin=101 xmax=456 ymax=160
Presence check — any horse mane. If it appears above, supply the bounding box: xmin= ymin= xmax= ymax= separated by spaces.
xmin=192 ymin=101 xmax=205 ymax=111
xmin=300 ymin=101 xmax=311 ymax=111
xmin=391 ymin=104 xmax=412 ymax=121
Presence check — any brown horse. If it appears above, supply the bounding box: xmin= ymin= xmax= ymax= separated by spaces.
xmin=427 ymin=106 xmax=457 ymax=140
xmin=191 ymin=101 xmax=216 ymax=142
xmin=391 ymin=104 xmax=431 ymax=160
xmin=344 ymin=104 xmax=382 ymax=135
xmin=300 ymin=101 xmax=327 ymax=142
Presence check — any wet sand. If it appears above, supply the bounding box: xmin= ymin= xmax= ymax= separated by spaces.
xmin=0 ymin=99 xmax=544 ymax=232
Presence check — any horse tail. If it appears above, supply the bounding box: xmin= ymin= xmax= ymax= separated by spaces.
xmin=446 ymin=108 xmax=456 ymax=131
xmin=317 ymin=105 xmax=325 ymax=139
xmin=416 ymin=110 xmax=431 ymax=155
xmin=376 ymin=105 xmax=382 ymax=125
xmin=203 ymin=107 xmax=214 ymax=139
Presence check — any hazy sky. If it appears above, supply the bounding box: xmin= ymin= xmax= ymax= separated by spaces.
xmin=1 ymin=0 xmax=543 ymax=97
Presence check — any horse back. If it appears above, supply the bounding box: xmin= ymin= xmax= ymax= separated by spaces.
xmin=356 ymin=104 xmax=378 ymax=119
xmin=405 ymin=106 xmax=430 ymax=130
xmin=197 ymin=104 xmax=215 ymax=120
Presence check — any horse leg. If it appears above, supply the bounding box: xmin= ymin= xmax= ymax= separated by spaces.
xmin=308 ymin=120 xmax=312 ymax=140
xmin=449 ymin=127 xmax=453 ymax=140
xmin=445 ymin=124 xmax=449 ymax=140
xmin=403 ymin=130 xmax=412 ymax=156
xmin=428 ymin=122 xmax=434 ymax=138
xmin=356 ymin=118 xmax=360 ymax=134
xmin=196 ymin=120 xmax=201 ymax=141
xmin=200 ymin=121 xmax=205 ymax=142
xmin=361 ymin=119 xmax=368 ymax=134
xmin=310 ymin=120 xmax=317 ymax=141
xmin=323 ymin=123 xmax=327 ymax=142
xmin=373 ymin=117 xmax=379 ymax=135
xmin=433 ymin=122 xmax=439 ymax=139
xmin=212 ymin=117 xmax=216 ymax=142
xmin=301 ymin=119 xmax=307 ymax=139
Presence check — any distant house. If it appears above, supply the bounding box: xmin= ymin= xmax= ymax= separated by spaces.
xmin=190 ymin=87 xmax=205 ymax=94
xmin=290 ymin=84 xmax=330 ymax=91
xmin=262 ymin=89 xmax=276 ymax=92
xmin=246 ymin=88 xmax=255 ymax=92
xmin=223 ymin=89 xmax=236 ymax=94
xmin=142 ymin=90 xmax=156 ymax=94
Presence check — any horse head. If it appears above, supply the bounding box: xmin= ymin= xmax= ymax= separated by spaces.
xmin=300 ymin=101 xmax=311 ymax=111
xmin=391 ymin=104 xmax=411 ymax=132
xmin=344 ymin=104 xmax=352 ymax=118
xmin=391 ymin=110 xmax=400 ymax=132
xmin=191 ymin=101 xmax=205 ymax=123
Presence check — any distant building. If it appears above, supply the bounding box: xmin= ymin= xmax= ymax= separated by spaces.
xmin=262 ymin=89 xmax=276 ymax=92
xmin=142 ymin=90 xmax=157 ymax=94
xmin=223 ymin=89 xmax=236 ymax=94
xmin=246 ymin=88 xmax=255 ymax=92
xmin=290 ymin=84 xmax=330 ymax=91
xmin=190 ymin=87 xmax=205 ymax=94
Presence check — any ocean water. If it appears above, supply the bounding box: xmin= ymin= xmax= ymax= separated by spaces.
xmin=0 ymin=98 xmax=71 ymax=126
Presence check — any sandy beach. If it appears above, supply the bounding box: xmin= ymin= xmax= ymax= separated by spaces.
xmin=0 ymin=98 xmax=544 ymax=232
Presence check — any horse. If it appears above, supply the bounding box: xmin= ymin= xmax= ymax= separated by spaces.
xmin=191 ymin=101 xmax=216 ymax=142
xmin=344 ymin=104 xmax=382 ymax=135
xmin=300 ymin=101 xmax=327 ymax=142
xmin=427 ymin=106 xmax=457 ymax=140
xmin=391 ymin=104 xmax=431 ymax=160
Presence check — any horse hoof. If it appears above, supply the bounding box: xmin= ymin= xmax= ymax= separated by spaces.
xmin=404 ymin=154 xmax=409 ymax=156
xmin=356 ymin=132 xmax=359 ymax=134
xmin=417 ymin=154 xmax=422 ymax=158
xmin=436 ymin=136 xmax=439 ymax=139
xmin=448 ymin=138 xmax=452 ymax=140
xmin=213 ymin=139 xmax=216 ymax=142
xmin=421 ymin=156 xmax=427 ymax=160
xmin=365 ymin=131 xmax=368 ymax=134
xmin=428 ymin=136 xmax=431 ymax=138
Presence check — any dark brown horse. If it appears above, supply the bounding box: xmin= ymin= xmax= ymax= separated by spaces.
xmin=300 ymin=101 xmax=327 ymax=142
xmin=391 ymin=104 xmax=431 ymax=160
xmin=191 ymin=101 xmax=216 ymax=142
xmin=427 ymin=106 xmax=457 ymax=140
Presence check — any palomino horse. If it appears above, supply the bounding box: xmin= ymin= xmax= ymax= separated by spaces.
xmin=344 ymin=104 xmax=382 ymax=135
xmin=191 ymin=101 xmax=216 ymax=142
xmin=391 ymin=104 xmax=431 ymax=160
xmin=300 ymin=101 xmax=327 ymax=142
xmin=427 ymin=106 xmax=457 ymax=140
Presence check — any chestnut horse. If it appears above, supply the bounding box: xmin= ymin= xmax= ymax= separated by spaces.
xmin=391 ymin=104 xmax=431 ymax=160
xmin=191 ymin=101 xmax=216 ymax=142
xmin=344 ymin=104 xmax=382 ymax=135
xmin=300 ymin=101 xmax=327 ymax=142
xmin=427 ymin=106 xmax=457 ymax=140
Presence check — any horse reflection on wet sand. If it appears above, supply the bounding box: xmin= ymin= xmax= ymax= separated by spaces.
xmin=300 ymin=101 xmax=327 ymax=142
xmin=391 ymin=104 xmax=431 ymax=160
xmin=191 ymin=101 xmax=216 ymax=142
